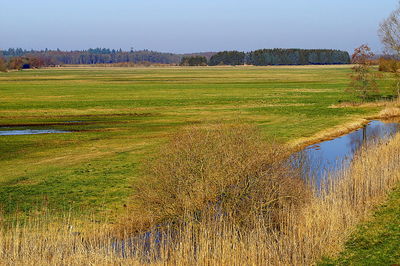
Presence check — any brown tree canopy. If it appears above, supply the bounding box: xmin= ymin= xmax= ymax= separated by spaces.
xmin=351 ymin=44 xmax=374 ymax=64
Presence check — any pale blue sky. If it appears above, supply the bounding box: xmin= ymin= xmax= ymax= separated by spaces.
xmin=0 ymin=0 xmax=398 ymax=53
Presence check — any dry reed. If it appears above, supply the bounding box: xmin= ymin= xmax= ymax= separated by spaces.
xmin=378 ymin=106 xmax=400 ymax=118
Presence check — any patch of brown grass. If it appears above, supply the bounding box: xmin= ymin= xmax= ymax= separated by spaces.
xmin=378 ymin=106 xmax=400 ymax=118
xmin=330 ymin=99 xmax=400 ymax=110
xmin=0 ymin=215 xmax=143 ymax=265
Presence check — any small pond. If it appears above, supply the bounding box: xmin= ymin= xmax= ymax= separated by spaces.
xmin=298 ymin=119 xmax=400 ymax=183
xmin=0 ymin=129 xmax=71 ymax=136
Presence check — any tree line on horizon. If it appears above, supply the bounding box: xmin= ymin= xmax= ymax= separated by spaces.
xmin=0 ymin=48 xmax=350 ymax=70
xmin=0 ymin=48 xmax=184 ymax=69
xmin=206 ymin=49 xmax=350 ymax=66
xmin=182 ymin=49 xmax=350 ymax=66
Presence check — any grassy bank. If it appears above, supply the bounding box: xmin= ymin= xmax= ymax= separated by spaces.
xmin=1 ymin=125 xmax=399 ymax=265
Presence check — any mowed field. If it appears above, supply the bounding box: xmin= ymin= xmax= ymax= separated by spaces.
xmin=0 ymin=65 xmax=388 ymax=217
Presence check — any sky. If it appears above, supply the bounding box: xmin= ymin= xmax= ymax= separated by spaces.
xmin=0 ymin=0 xmax=398 ymax=53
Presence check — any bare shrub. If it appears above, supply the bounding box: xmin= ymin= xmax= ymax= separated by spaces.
xmin=378 ymin=58 xmax=400 ymax=72
xmin=122 ymin=124 xmax=310 ymax=233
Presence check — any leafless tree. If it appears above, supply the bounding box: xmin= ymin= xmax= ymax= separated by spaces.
xmin=379 ymin=3 xmax=400 ymax=99
xmin=379 ymin=2 xmax=400 ymax=54
xmin=347 ymin=45 xmax=380 ymax=101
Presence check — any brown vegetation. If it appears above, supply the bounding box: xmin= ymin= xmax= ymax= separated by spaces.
xmin=2 ymin=56 xmax=53 ymax=70
xmin=378 ymin=57 xmax=400 ymax=72
xmin=0 ymin=57 xmax=6 ymax=72
xmin=331 ymin=100 xmax=400 ymax=114
xmin=378 ymin=106 xmax=400 ymax=118
xmin=121 ymin=124 xmax=310 ymax=234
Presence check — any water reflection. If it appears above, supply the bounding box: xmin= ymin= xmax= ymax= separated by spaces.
xmin=295 ymin=119 xmax=400 ymax=185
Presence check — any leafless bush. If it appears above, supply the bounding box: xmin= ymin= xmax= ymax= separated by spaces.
xmin=122 ymin=124 xmax=310 ymax=233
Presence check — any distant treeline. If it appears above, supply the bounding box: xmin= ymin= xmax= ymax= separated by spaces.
xmin=180 ymin=56 xmax=208 ymax=66
xmin=197 ymin=49 xmax=350 ymax=66
xmin=209 ymin=51 xmax=246 ymax=66
xmin=0 ymin=48 xmax=216 ymax=70
xmin=0 ymin=48 xmax=350 ymax=71
xmin=1 ymin=48 xmax=185 ymax=65
xmin=247 ymin=49 xmax=351 ymax=65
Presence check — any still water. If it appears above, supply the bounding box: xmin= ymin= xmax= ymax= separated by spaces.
xmin=299 ymin=120 xmax=400 ymax=182
xmin=0 ymin=129 xmax=71 ymax=136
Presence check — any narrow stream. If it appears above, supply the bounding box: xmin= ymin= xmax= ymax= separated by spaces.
xmin=298 ymin=119 xmax=400 ymax=183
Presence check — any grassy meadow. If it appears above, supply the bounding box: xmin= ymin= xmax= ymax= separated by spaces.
xmin=0 ymin=65 xmax=392 ymax=218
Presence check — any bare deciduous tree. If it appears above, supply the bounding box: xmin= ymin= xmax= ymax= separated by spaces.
xmin=347 ymin=45 xmax=380 ymax=101
xmin=379 ymin=3 xmax=400 ymax=55
xmin=379 ymin=2 xmax=400 ymax=100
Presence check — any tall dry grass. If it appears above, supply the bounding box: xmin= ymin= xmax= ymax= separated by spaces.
xmin=1 ymin=125 xmax=400 ymax=265
xmin=135 ymin=133 xmax=400 ymax=265
xmin=378 ymin=106 xmax=400 ymax=118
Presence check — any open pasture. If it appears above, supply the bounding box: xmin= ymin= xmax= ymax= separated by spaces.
xmin=0 ymin=65 xmax=388 ymax=216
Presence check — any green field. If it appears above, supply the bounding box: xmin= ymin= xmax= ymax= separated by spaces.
xmin=321 ymin=186 xmax=400 ymax=265
xmin=0 ymin=65 xmax=388 ymax=216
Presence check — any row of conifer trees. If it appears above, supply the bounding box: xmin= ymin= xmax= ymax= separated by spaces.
xmin=183 ymin=49 xmax=350 ymax=66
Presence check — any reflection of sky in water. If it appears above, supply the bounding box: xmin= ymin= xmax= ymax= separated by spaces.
xmin=296 ymin=120 xmax=400 ymax=185
xmin=0 ymin=129 xmax=70 ymax=136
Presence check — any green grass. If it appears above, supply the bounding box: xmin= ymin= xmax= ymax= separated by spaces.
xmin=320 ymin=185 xmax=400 ymax=265
xmin=0 ymin=65 xmax=392 ymax=217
